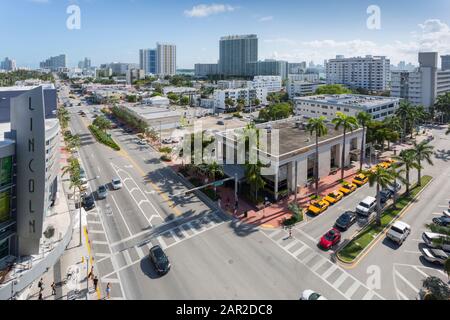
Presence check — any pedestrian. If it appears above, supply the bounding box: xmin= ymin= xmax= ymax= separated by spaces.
xmin=93 ymin=276 xmax=99 ymax=292
xmin=88 ymin=266 xmax=94 ymax=280
xmin=37 ymin=278 xmax=44 ymax=292
xmin=51 ymin=282 xmax=56 ymax=296
xmin=288 ymin=227 xmax=293 ymax=239
xmin=105 ymin=283 xmax=111 ymax=300
xmin=38 ymin=292 xmax=43 ymax=300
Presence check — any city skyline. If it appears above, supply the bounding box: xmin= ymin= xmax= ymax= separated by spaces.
xmin=1 ymin=0 xmax=450 ymax=69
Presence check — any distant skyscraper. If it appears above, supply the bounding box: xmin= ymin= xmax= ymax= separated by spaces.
xmin=156 ymin=43 xmax=176 ymax=76
xmin=40 ymin=54 xmax=66 ymax=72
xmin=442 ymin=55 xmax=450 ymax=71
xmin=219 ymin=34 xmax=258 ymax=77
xmin=78 ymin=57 xmax=91 ymax=70
xmin=139 ymin=49 xmax=157 ymax=75
xmin=0 ymin=57 xmax=16 ymax=71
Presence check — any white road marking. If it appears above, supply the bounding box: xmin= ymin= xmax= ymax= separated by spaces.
xmin=88 ymin=230 xmax=105 ymax=234
xmin=170 ymin=230 xmax=181 ymax=242
xmin=135 ymin=246 xmax=145 ymax=259
xmin=311 ymin=258 xmax=328 ymax=272
xmin=92 ymin=241 xmax=108 ymax=245
xmin=269 ymin=229 xmax=282 ymax=238
xmin=395 ymin=270 xmax=420 ymax=293
xmin=361 ymin=290 xmax=376 ymax=300
xmin=404 ymin=250 xmax=421 ymax=255
xmin=123 ymin=250 xmax=132 ymax=265
xmin=283 ymin=241 xmax=299 ymax=251
xmin=301 ymin=252 xmax=317 ymax=264
xmin=397 ymin=290 xmax=409 ymax=300
xmin=332 ymin=273 xmax=348 ymax=289
xmin=156 ymin=236 xmax=168 ymax=250
xmin=321 ymin=265 xmax=338 ymax=280
xmin=110 ymin=195 xmax=133 ymax=237
xmin=344 ymin=281 xmax=361 ymax=298
xmin=296 ymin=228 xmax=319 ymax=243
xmin=413 ymin=266 xmax=429 ymax=278
xmin=292 ymin=245 xmax=308 ymax=257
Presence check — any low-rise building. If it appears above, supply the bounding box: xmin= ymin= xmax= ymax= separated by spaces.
xmin=287 ymin=81 xmax=321 ymax=98
xmin=213 ymin=88 xmax=268 ymax=113
xmin=216 ymin=117 xmax=364 ymax=200
xmin=162 ymin=86 xmax=199 ymax=96
xmin=294 ymin=94 xmax=400 ymax=121
xmin=252 ymin=76 xmax=282 ymax=93
xmin=142 ymin=96 xmax=170 ymax=106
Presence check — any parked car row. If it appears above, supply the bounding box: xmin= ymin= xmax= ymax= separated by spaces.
xmin=420 ymin=207 xmax=450 ymax=265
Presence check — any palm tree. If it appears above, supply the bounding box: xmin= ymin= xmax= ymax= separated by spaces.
xmin=395 ymin=101 xmax=414 ymax=142
xmin=93 ymin=115 xmax=112 ymax=132
xmin=207 ymin=162 xmax=224 ymax=196
xmin=332 ymin=112 xmax=359 ymax=180
xmin=62 ymin=157 xmax=80 ymax=178
xmin=410 ymin=106 xmax=426 ymax=139
xmin=66 ymin=134 xmax=81 ymax=153
xmin=412 ymin=141 xmax=434 ymax=186
xmin=225 ymin=98 xmax=235 ymax=112
xmin=244 ymin=161 xmax=266 ymax=201
xmin=57 ymin=107 xmax=70 ymax=130
xmin=306 ymin=117 xmax=328 ymax=197
xmin=356 ymin=112 xmax=372 ymax=171
xmin=393 ymin=149 xmax=420 ymax=194
xmin=363 ymin=166 xmax=396 ymax=226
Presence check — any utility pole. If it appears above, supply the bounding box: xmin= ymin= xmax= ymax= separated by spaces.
xmin=294 ymin=161 xmax=298 ymax=202
xmin=234 ymin=173 xmax=238 ymax=212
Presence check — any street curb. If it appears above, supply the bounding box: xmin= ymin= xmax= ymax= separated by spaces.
xmin=336 ymin=176 xmax=434 ymax=268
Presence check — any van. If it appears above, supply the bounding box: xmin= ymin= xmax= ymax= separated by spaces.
xmin=356 ymin=196 xmax=377 ymax=216
xmin=422 ymin=232 xmax=450 ymax=251
xmin=387 ymin=221 xmax=411 ymax=245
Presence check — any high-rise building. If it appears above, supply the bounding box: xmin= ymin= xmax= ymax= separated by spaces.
xmin=246 ymin=59 xmax=289 ymax=80
xmin=78 ymin=57 xmax=91 ymax=70
xmin=288 ymin=62 xmax=307 ymax=74
xmin=219 ymin=35 xmax=258 ymax=77
xmin=39 ymin=54 xmax=67 ymax=72
xmin=139 ymin=49 xmax=157 ymax=75
xmin=325 ymin=55 xmax=391 ymax=91
xmin=0 ymin=57 xmax=16 ymax=71
xmin=442 ymin=55 xmax=450 ymax=71
xmin=391 ymin=52 xmax=450 ymax=109
xmin=194 ymin=63 xmax=219 ymax=77
xmin=156 ymin=43 xmax=177 ymax=76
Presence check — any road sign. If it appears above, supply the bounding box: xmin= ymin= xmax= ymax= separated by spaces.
xmin=213 ymin=181 xmax=224 ymax=187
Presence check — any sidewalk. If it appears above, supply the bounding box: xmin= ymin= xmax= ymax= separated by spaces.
xmin=25 ymin=141 xmax=102 ymax=300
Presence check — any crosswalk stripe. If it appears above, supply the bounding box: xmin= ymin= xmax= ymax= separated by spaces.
xmin=344 ymin=281 xmax=361 ymax=298
xmin=311 ymin=258 xmax=328 ymax=272
xmin=187 ymin=222 xmax=200 ymax=235
xmin=321 ymin=265 xmax=338 ymax=280
xmin=283 ymin=241 xmax=299 ymax=251
xmin=170 ymin=230 xmax=181 ymax=242
xmin=156 ymin=236 xmax=168 ymax=250
xmin=135 ymin=246 xmax=145 ymax=259
xmin=333 ymin=273 xmax=348 ymax=289
xmin=269 ymin=229 xmax=282 ymax=238
xmin=301 ymin=252 xmax=317 ymax=264
xmin=123 ymin=250 xmax=132 ymax=265
xmin=395 ymin=270 xmax=419 ymax=293
xmin=362 ymin=290 xmax=376 ymax=300
xmin=292 ymin=245 xmax=308 ymax=257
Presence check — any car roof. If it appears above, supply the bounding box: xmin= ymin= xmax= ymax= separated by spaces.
xmin=392 ymin=221 xmax=410 ymax=230
xmin=361 ymin=196 xmax=376 ymax=203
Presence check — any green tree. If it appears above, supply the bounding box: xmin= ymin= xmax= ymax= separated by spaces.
xmin=395 ymin=101 xmax=414 ymax=142
xmin=57 ymin=106 xmax=70 ymax=130
xmin=393 ymin=149 xmax=420 ymax=194
xmin=306 ymin=117 xmax=328 ymax=197
xmin=180 ymin=96 xmax=190 ymax=106
xmin=434 ymin=92 xmax=450 ymax=123
xmin=356 ymin=112 xmax=373 ymax=171
xmin=236 ymin=98 xmax=246 ymax=112
xmin=207 ymin=162 xmax=224 ymax=196
xmin=332 ymin=113 xmax=359 ymax=180
xmin=225 ymin=98 xmax=235 ymax=111
xmin=315 ymin=84 xmax=352 ymax=95
xmin=363 ymin=166 xmax=396 ymax=226
xmin=66 ymin=134 xmax=81 ymax=153
xmin=244 ymin=161 xmax=266 ymax=201
xmin=412 ymin=141 xmax=434 ymax=186
xmin=167 ymin=92 xmax=180 ymax=103
xmin=258 ymin=103 xmax=293 ymax=121
xmin=421 ymin=276 xmax=450 ymax=300
xmin=93 ymin=115 xmax=112 ymax=132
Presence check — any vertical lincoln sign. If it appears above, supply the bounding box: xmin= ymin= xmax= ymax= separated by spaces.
xmin=11 ymin=87 xmax=46 ymax=256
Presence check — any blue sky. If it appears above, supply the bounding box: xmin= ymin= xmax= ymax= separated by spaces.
xmin=1 ymin=0 xmax=450 ymax=68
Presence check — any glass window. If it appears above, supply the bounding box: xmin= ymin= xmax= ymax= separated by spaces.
xmin=0 ymin=191 xmax=11 ymax=224
xmin=0 ymin=156 xmax=13 ymax=187
xmin=0 ymin=239 xmax=9 ymax=260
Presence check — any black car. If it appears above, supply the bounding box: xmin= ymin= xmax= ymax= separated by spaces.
xmin=149 ymin=245 xmax=171 ymax=275
xmin=432 ymin=216 xmax=450 ymax=227
xmin=82 ymin=194 xmax=96 ymax=211
xmin=335 ymin=211 xmax=357 ymax=230
xmin=379 ymin=189 xmax=393 ymax=204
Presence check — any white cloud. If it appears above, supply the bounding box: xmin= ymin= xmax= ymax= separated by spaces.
xmin=262 ymin=19 xmax=450 ymax=65
xmin=259 ymin=16 xmax=273 ymax=22
xmin=184 ymin=4 xmax=236 ymax=18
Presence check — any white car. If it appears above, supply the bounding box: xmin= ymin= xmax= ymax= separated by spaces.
xmin=111 ymin=178 xmax=123 ymax=190
xmin=422 ymin=248 xmax=449 ymax=265
xmin=443 ymin=209 xmax=450 ymax=218
xmin=356 ymin=196 xmax=377 ymax=216
xmin=386 ymin=221 xmax=411 ymax=245
xmin=300 ymin=290 xmax=327 ymax=300
xmin=422 ymin=232 xmax=450 ymax=251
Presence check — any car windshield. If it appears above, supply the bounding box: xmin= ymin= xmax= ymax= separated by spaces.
xmin=309 ymin=293 xmax=321 ymax=300
xmin=99 ymin=186 xmax=106 ymax=192
xmin=391 ymin=226 xmax=404 ymax=234
xmin=325 ymin=231 xmax=335 ymax=241
xmin=355 ymin=176 xmax=363 ymax=181
xmin=360 ymin=202 xmax=370 ymax=208
xmin=339 ymin=214 xmax=350 ymax=222
xmin=153 ymin=248 xmax=167 ymax=261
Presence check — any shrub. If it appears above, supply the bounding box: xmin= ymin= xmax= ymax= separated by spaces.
xmin=283 ymin=203 xmax=304 ymax=227
xmin=203 ymin=188 xmax=221 ymax=201
xmin=160 ymin=154 xmax=172 ymax=162
xmin=88 ymin=125 xmax=120 ymax=151
xmin=159 ymin=147 xmax=173 ymax=154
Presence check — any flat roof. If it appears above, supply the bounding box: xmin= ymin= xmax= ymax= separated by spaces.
xmin=295 ymin=94 xmax=400 ymax=108
xmin=0 ymin=84 xmax=55 ymax=92
xmin=219 ymin=117 xmax=362 ymax=160
xmin=125 ymin=104 xmax=181 ymax=120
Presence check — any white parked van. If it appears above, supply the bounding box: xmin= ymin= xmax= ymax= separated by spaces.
xmin=422 ymin=232 xmax=450 ymax=251
xmin=387 ymin=221 xmax=411 ymax=245
xmin=356 ymin=196 xmax=377 ymax=216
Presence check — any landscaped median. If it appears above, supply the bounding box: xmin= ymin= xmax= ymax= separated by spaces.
xmin=88 ymin=125 xmax=121 ymax=151
xmin=337 ymin=175 xmax=433 ymax=264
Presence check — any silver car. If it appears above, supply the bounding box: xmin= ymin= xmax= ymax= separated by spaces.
xmin=97 ymin=185 xmax=108 ymax=199
xmin=111 ymin=178 xmax=123 ymax=190
xmin=422 ymin=248 xmax=449 ymax=265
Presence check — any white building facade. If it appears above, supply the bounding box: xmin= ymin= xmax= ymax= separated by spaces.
xmin=213 ymin=88 xmax=268 ymax=112
xmin=157 ymin=43 xmax=177 ymax=76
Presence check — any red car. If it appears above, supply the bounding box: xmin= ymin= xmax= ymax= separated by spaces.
xmin=319 ymin=228 xmax=341 ymax=250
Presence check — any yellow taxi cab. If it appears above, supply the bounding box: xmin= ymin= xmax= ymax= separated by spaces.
xmin=352 ymin=174 xmax=368 ymax=187
xmin=324 ymin=191 xmax=344 ymax=204
xmin=308 ymin=199 xmax=330 ymax=215
xmin=339 ymin=183 xmax=357 ymax=195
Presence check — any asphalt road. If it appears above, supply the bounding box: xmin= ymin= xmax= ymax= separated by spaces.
xmin=60 ymin=83 xmax=449 ymax=300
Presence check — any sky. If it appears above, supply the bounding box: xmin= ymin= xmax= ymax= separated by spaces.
xmin=1 ymin=0 xmax=450 ymax=69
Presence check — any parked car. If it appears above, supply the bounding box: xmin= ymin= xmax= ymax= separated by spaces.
xmin=324 ymin=191 xmax=344 ymax=205
xmin=111 ymin=178 xmax=123 ymax=190
xmin=422 ymin=232 xmax=450 ymax=251
xmin=421 ymin=248 xmax=449 ymax=265
xmin=217 ymin=120 xmax=225 ymax=125
xmin=444 ymin=209 xmax=450 ymax=218
xmin=82 ymin=194 xmax=96 ymax=211
xmin=335 ymin=211 xmax=357 ymax=231
xmin=339 ymin=183 xmax=357 ymax=195
xmin=379 ymin=189 xmax=393 ymax=204
xmin=432 ymin=216 xmax=450 ymax=227
xmin=300 ymin=290 xmax=327 ymax=300
xmin=387 ymin=182 xmax=401 ymax=194
xmin=149 ymin=245 xmax=171 ymax=275
xmin=308 ymin=200 xmax=330 ymax=216
xmin=137 ymin=139 xmax=147 ymax=146
xmin=97 ymin=185 xmax=108 ymax=200
xmin=352 ymin=174 xmax=368 ymax=187
xmin=356 ymin=196 xmax=377 ymax=216
xmin=386 ymin=221 xmax=411 ymax=245
xmin=319 ymin=228 xmax=341 ymax=250
xmin=162 ymin=138 xmax=172 ymax=144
